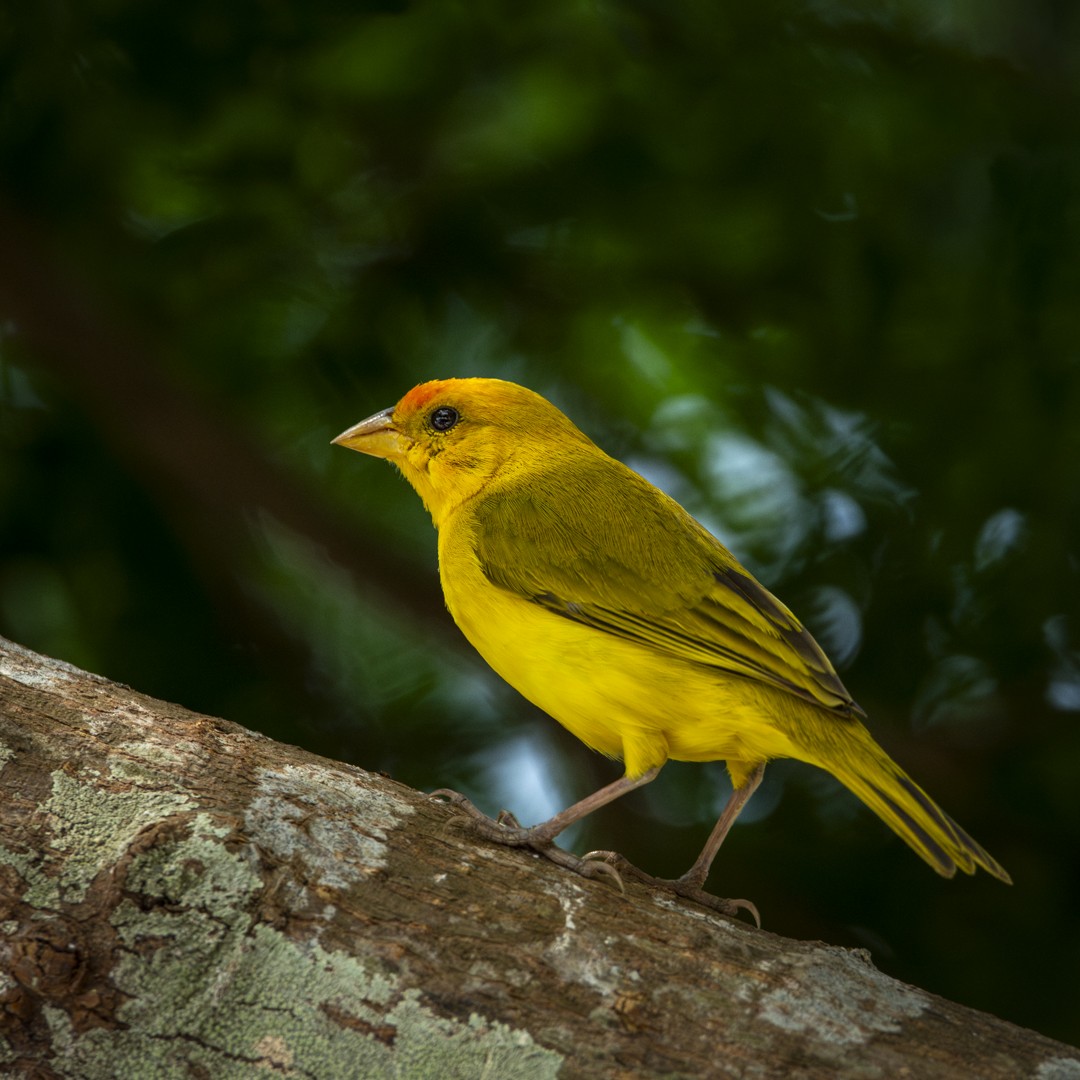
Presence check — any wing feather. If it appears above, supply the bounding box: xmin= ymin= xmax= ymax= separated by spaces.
xmin=472 ymin=456 xmax=863 ymax=719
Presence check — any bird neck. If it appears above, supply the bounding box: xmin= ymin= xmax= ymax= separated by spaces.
xmin=396 ymin=449 xmax=506 ymax=530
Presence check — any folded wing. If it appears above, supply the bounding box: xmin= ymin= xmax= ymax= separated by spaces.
xmin=473 ymin=457 xmax=862 ymax=719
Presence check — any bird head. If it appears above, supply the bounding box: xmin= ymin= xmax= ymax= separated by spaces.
xmin=332 ymin=378 xmax=589 ymax=524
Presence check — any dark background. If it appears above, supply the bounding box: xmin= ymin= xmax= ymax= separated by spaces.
xmin=2 ymin=0 xmax=1078 ymax=1047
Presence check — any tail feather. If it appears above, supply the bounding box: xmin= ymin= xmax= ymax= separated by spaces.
xmin=830 ymin=745 xmax=1011 ymax=884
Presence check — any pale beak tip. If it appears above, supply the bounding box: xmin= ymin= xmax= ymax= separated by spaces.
xmin=330 ymin=407 xmax=401 ymax=458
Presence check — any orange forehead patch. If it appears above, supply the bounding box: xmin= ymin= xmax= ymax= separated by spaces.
xmin=398 ymin=380 xmax=450 ymax=413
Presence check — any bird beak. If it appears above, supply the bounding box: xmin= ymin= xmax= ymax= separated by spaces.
xmin=331 ymin=407 xmax=409 ymax=460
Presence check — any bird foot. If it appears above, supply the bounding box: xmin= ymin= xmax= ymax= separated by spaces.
xmin=583 ymin=850 xmax=761 ymax=927
xmin=429 ymin=789 xmax=625 ymax=892
xmin=430 ymin=789 xmax=557 ymax=845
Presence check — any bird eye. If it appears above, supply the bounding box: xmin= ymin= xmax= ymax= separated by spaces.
xmin=429 ymin=406 xmax=460 ymax=432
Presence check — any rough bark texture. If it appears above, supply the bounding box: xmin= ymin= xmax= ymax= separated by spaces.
xmin=1 ymin=635 xmax=1076 ymax=1079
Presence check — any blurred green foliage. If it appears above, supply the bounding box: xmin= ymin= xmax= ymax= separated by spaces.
xmin=2 ymin=0 xmax=1079 ymax=1046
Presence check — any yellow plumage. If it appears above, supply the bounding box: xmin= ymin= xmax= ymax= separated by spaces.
xmin=333 ymin=377 xmax=1010 ymax=895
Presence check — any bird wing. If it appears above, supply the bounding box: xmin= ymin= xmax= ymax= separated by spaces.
xmin=472 ymin=457 xmax=862 ymax=718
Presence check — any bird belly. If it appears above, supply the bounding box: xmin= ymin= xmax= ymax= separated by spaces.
xmin=439 ymin=539 xmax=799 ymax=778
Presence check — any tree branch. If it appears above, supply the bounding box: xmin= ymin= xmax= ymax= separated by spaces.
xmin=1 ymin=635 xmax=1075 ymax=1078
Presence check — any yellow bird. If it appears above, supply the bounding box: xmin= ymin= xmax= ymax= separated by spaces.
xmin=333 ymin=378 xmax=1010 ymax=914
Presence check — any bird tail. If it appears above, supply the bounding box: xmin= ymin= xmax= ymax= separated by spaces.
xmin=825 ymin=732 xmax=1011 ymax=883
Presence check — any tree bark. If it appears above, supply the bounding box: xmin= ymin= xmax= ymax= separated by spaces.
xmin=1 ymin=635 xmax=1076 ymax=1079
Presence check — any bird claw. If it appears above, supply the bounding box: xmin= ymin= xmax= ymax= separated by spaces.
xmin=429 ymin=789 xmax=623 ymax=893
xmin=430 ymin=789 xmax=504 ymax=837
xmin=429 ymin=788 xmax=555 ymax=846
xmin=583 ymin=850 xmax=761 ymax=927
xmin=674 ymin=888 xmax=761 ymax=927
xmin=582 ymin=849 xmax=634 ymax=872
xmin=429 ymin=788 xmax=477 ymax=809
xmin=555 ymin=850 xmax=625 ymax=892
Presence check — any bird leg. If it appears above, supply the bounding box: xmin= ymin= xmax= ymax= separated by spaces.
xmin=678 ymin=761 xmax=765 ymax=889
xmin=431 ymin=766 xmax=661 ymax=848
xmin=432 ymin=764 xmax=764 ymax=922
xmin=431 ymin=772 xmax=662 ymax=890
xmin=583 ymin=763 xmax=766 ymax=925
